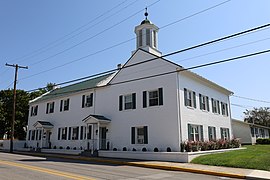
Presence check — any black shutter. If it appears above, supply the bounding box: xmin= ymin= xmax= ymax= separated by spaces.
xmin=67 ymin=99 xmax=70 ymax=111
xmin=144 ymin=126 xmax=148 ymax=144
xmin=200 ymin=125 xmax=204 ymax=141
xmin=199 ymin=94 xmax=202 ymax=110
xmin=119 ymin=95 xmax=123 ymax=111
xmin=227 ymin=129 xmax=230 ymax=140
xmin=60 ymin=100 xmax=63 ymax=112
xmin=132 ymin=93 xmax=136 ymax=109
xmin=206 ymin=96 xmax=209 ymax=111
xmin=76 ymin=127 xmax=79 ymax=140
xmin=52 ymin=102 xmax=55 ymax=113
xmin=217 ymin=100 xmax=220 ymax=114
xmin=211 ymin=98 xmax=214 ymax=113
xmin=221 ymin=128 xmax=224 ymax=139
xmin=188 ymin=124 xmax=192 ymax=141
xmin=158 ymin=88 xmax=163 ymax=105
xmin=30 ymin=107 xmax=33 ymax=116
xmin=64 ymin=127 xmax=67 ymax=140
xmin=193 ymin=91 xmax=196 ymax=108
xmin=88 ymin=126 xmax=92 ymax=139
xmin=82 ymin=95 xmax=85 ymax=108
xmin=28 ymin=130 xmax=31 ymax=140
xmin=131 ymin=127 xmax=135 ymax=144
xmin=46 ymin=103 xmax=49 ymax=114
xmin=143 ymin=91 xmax=147 ymax=108
xmin=225 ymin=104 xmax=228 ymax=116
xmin=90 ymin=93 xmax=93 ymax=107
xmin=80 ymin=126 xmax=83 ymax=140
xmin=208 ymin=126 xmax=211 ymax=141
xmin=58 ymin=128 xmax=61 ymax=140
xmin=68 ymin=127 xmax=71 ymax=140
xmin=184 ymin=88 xmax=188 ymax=106
xmin=213 ymin=127 xmax=216 ymax=140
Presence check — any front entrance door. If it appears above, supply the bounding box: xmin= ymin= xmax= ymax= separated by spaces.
xmin=42 ymin=130 xmax=51 ymax=148
xmin=100 ymin=127 xmax=107 ymax=150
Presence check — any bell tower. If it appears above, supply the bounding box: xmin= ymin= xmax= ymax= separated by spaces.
xmin=134 ymin=8 xmax=161 ymax=56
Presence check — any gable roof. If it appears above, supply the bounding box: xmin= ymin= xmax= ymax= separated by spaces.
xmin=30 ymin=73 xmax=115 ymax=104
xmin=108 ymin=48 xmax=232 ymax=95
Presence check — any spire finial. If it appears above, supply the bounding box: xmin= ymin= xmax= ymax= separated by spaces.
xmin=144 ymin=7 xmax=148 ymax=20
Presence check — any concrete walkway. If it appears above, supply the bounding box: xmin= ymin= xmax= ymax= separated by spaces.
xmin=9 ymin=151 xmax=270 ymax=180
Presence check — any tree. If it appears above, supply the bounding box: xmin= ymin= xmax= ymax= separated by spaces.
xmin=0 ymin=83 xmax=55 ymax=140
xmin=244 ymin=107 xmax=270 ymax=127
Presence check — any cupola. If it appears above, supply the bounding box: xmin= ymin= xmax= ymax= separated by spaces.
xmin=133 ymin=8 xmax=162 ymax=56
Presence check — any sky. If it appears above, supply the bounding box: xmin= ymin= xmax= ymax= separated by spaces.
xmin=0 ymin=0 xmax=270 ymax=120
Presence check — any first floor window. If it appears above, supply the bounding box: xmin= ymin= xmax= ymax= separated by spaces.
xmin=28 ymin=130 xmax=32 ymax=140
xmin=184 ymin=88 xmax=196 ymax=108
xmin=220 ymin=127 xmax=230 ymax=140
xmin=250 ymin=127 xmax=255 ymax=137
xmin=31 ymin=130 xmax=36 ymax=140
xmin=131 ymin=126 xmax=148 ymax=144
xmin=208 ymin=126 xmax=216 ymax=141
xmin=188 ymin=124 xmax=203 ymax=141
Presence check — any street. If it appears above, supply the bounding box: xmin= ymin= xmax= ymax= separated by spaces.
xmin=0 ymin=152 xmax=240 ymax=180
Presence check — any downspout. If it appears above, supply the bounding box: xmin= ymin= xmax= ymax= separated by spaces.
xmin=176 ymin=70 xmax=182 ymax=151
xmin=94 ymin=89 xmax=96 ymax=114
xmin=228 ymin=93 xmax=233 ymax=139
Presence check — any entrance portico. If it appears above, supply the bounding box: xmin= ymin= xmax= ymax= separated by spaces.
xmin=33 ymin=121 xmax=53 ymax=148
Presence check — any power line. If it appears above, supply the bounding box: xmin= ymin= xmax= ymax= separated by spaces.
xmin=13 ymin=0 xmax=229 ymax=79
xmin=231 ymin=103 xmax=253 ymax=109
xmin=19 ymin=20 xmax=270 ymax=82
xmin=7 ymin=0 xmax=130 ymax=64
xmin=233 ymin=95 xmax=270 ymax=104
xmin=27 ymin=48 xmax=270 ymax=95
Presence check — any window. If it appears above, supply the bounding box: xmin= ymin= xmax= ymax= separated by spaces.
xmin=87 ymin=125 xmax=92 ymax=139
xmin=131 ymin=126 xmax=148 ymax=144
xmin=58 ymin=127 xmax=67 ymax=140
xmin=199 ymin=94 xmax=209 ymax=111
xmin=220 ymin=127 xmax=230 ymax=140
xmin=153 ymin=30 xmax=157 ymax=48
xmin=208 ymin=126 xmax=216 ymax=141
xmin=143 ymin=88 xmax=163 ymax=108
xmin=31 ymin=130 xmax=35 ymax=140
xmin=211 ymin=98 xmax=220 ymax=114
xmin=259 ymin=129 xmax=265 ymax=138
xmin=80 ymin=126 xmax=87 ymax=140
xmin=188 ymin=124 xmax=203 ymax=141
xmin=82 ymin=93 xmax=93 ymax=108
xmin=221 ymin=102 xmax=228 ymax=116
xmin=46 ymin=102 xmax=54 ymax=114
xmin=138 ymin=29 xmax=142 ymax=47
xmin=28 ymin=130 xmax=32 ymax=140
xmin=119 ymin=93 xmax=136 ymax=111
xmin=146 ymin=29 xmax=150 ymax=46
xmin=184 ymin=88 xmax=196 ymax=108
xmin=30 ymin=105 xmax=38 ymax=116
xmin=60 ymin=99 xmax=69 ymax=112
xmin=72 ymin=127 xmax=79 ymax=140
xmin=250 ymin=127 xmax=255 ymax=137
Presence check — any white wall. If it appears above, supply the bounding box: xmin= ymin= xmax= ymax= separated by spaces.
xmin=232 ymin=120 xmax=252 ymax=144
xmin=178 ymin=72 xmax=232 ymax=142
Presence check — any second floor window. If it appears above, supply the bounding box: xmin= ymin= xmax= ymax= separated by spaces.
xmin=82 ymin=93 xmax=93 ymax=108
xmin=119 ymin=93 xmax=136 ymax=111
xmin=60 ymin=98 xmax=70 ymax=112
xmin=142 ymin=88 xmax=163 ymax=108
xmin=184 ymin=88 xmax=196 ymax=108
xmin=199 ymin=94 xmax=209 ymax=111
xmin=211 ymin=98 xmax=220 ymax=114
xmin=221 ymin=102 xmax=229 ymax=116
xmin=30 ymin=105 xmax=38 ymax=116
xmin=46 ymin=102 xmax=54 ymax=114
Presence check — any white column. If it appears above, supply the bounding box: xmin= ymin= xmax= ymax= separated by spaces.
xmin=97 ymin=122 xmax=100 ymax=150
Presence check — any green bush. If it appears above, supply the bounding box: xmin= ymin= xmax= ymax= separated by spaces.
xmin=256 ymin=138 xmax=270 ymax=144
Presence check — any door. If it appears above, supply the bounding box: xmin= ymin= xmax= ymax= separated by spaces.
xmin=100 ymin=127 xmax=107 ymax=150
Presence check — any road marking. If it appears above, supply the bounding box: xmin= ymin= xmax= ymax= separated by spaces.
xmin=121 ymin=173 xmax=173 ymax=180
xmin=0 ymin=160 xmax=94 ymax=180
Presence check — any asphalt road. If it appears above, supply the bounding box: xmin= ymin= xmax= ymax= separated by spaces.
xmin=0 ymin=152 xmax=240 ymax=180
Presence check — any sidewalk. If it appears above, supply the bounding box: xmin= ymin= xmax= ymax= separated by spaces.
xmin=11 ymin=151 xmax=270 ymax=180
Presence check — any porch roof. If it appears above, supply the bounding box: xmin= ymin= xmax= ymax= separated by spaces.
xmin=82 ymin=114 xmax=111 ymax=124
xmin=33 ymin=121 xmax=54 ymax=129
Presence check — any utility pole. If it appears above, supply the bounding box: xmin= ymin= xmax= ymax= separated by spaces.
xmin=5 ymin=63 xmax=28 ymax=153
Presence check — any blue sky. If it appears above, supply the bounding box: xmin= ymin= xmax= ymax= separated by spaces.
xmin=0 ymin=0 xmax=269 ymax=120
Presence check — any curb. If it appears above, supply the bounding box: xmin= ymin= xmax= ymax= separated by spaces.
xmin=12 ymin=151 xmax=247 ymax=179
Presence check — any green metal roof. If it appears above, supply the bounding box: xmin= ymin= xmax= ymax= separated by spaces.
xmin=32 ymin=73 xmax=113 ymax=103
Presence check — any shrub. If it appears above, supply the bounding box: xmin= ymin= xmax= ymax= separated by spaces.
xmin=166 ymin=147 xmax=171 ymax=152
xmin=142 ymin=147 xmax=147 ymax=152
xmin=113 ymin=148 xmax=117 ymax=151
xmin=80 ymin=146 xmax=83 ymax=150
xmin=73 ymin=147 xmax=76 ymax=150
xmin=53 ymin=146 xmax=57 ymax=149
xmin=59 ymin=146 xmax=63 ymax=149
xmin=154 ymin=147 xmax=159 ymax=152
xmin=257 ymin=138 xmax=270 ymax=144
xmin=66 ymin=146 xmax=70 ymax=150
xmin=132 ymin=148 xmax=136 ymax=151
xmin=122 ymin=147 xmax=127 ymax=151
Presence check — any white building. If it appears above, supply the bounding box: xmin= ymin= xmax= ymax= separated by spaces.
xmin=232 ymin=119 xmax=270 ymax=144
xmin=27 ymin=13 xmax=233 ymax=153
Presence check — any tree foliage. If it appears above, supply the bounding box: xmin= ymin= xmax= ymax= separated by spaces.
xmin=0 ymin=83 xmax=55 ymax=140
xmin=244 ymin=107 xmax=270 ymax=127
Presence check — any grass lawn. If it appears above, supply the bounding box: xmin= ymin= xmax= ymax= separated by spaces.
xmin=191 ymin=145 xmax=270 ymax=171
